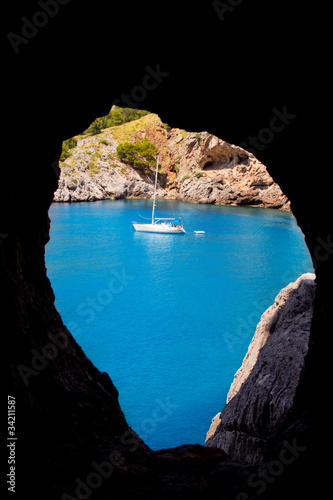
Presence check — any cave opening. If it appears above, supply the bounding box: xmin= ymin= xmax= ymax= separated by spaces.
xmin=6 ymin=89 xmax=330 ymax=500
xmin=5 ymin=0 xmax=331 ymax=497
xmin=45 ymin=107 xmax=314 ymax=453
xmin=202 ymin=160 xmax=215 ymax=170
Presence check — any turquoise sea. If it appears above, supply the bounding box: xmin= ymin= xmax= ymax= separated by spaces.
xmin=46 ymin=199 xmax=313 ymax=450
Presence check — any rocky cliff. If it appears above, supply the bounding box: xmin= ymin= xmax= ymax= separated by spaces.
xmin=205 ymin=273 xmax=316 ymax=464
xmin=54 ymin=109 xmax=290 ymax=210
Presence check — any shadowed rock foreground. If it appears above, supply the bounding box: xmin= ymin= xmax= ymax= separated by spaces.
xmin=206 ymin=274 xmax=316 ymax=464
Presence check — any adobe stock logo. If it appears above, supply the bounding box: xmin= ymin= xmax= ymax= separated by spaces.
xmin=212 ymin=0 xmax=245 ymax=23
xmin=111 ymin=64 xmax=170 ymax=109
xmin=236 ymin=438 xmax=307 ymax=499
xmin=239 ymin=106 xmax=297 ymax=157
xmin=7 ymin=0 xmax=71 ymax=54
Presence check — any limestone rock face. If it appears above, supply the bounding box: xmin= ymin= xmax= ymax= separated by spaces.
xmin=176 ymin=132 xmax=289 ymax=209
xmin=54 ymin=113 xmax=289 ymax=210
xmin=205 ymin=273 xmax=316 ymax=464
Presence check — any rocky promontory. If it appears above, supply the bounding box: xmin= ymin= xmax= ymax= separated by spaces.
xmin=54 ymin=108 xmax=290 ymax=210
xmin=205 ymin=273 xmax=316 ymax=463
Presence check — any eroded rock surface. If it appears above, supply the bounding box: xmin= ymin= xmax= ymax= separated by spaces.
xmin=205 ymin=273 xmax=316 ymax=464
xmin=54 ymin=112 xmax=290 ymax=210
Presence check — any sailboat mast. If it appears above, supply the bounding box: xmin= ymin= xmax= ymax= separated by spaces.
xmin=152 ymin=155 xmax=159 ymax=223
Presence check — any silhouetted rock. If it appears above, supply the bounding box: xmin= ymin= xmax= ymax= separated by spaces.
xmin=206 ymin=274 xmax=316 ymax=463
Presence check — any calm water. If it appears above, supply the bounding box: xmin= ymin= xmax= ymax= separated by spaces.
xmin=46 ymin=199 xmax=313 ymax=450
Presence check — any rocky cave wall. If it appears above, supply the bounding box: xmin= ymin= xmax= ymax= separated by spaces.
xmin=4 ymin=2 xmax=332 ymax=499
xmin=205 ymin=274 xmax=316 ymax=463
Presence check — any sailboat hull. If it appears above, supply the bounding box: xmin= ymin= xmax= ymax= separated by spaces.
xmin=133 ymin=156 xmax=186 ymax=234
xmin=133 ymin=223 xmax=185 ymax=234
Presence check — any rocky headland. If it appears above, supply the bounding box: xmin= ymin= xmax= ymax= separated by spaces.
xmin=205 ymin=273 xmax=316 ymax=464
xmin=54 ymin=107 xmax=290 ymax=210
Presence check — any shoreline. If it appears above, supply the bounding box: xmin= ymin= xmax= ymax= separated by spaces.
xmin=51 ymin=195 xmax=292 ymax=213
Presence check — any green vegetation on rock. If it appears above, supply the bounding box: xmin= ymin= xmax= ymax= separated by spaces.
xmin=83 ymin=106 xmax=151 ymax=136
xmin=116 ymin=138 xmax=158 ymax=171
xmin=60 ymin=137 xmax=78 ymax=161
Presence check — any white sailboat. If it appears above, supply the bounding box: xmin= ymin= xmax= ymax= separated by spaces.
xmin=132 ymin=156 xmax=186 ymax=234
